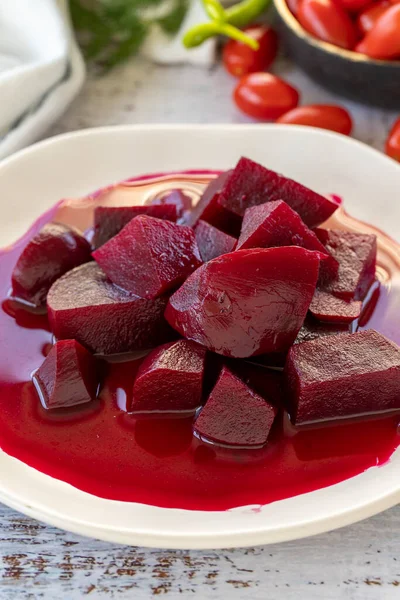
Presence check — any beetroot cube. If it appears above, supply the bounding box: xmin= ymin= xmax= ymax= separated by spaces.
xmin=236 ymin=200 xmax=338 ymax=283
xmin=285 ymin=329 xmax=400 ymax=425
xmin=194 ymin=366 xmax=277 ymax=447
xmin=186 ymin=171 xmax=239 ymax=235
xmin=93 ymin=215 xmax=202 ymax=298
xmin=130 ymin=340 xmax=206 ymax=413
xmin=11 ymin=223 xmax=91 ymax=309
xmin=315 ymin=229 xmax=377 ymax=301
xmin=227 ymin=360 xmax=284 ymax=409
xmin=32 ymin=340 xmax=98 ymax=409
xmin=93 ymin=204 xmax=177 ymax=248
xmin=194 ymin=220 xmax=236 ymax=262
xmin=151 ymin=189 xmax=192 ymax=223
xmin=295 ymin=317 xmax=352 ymax=345
xmin=217 ymin=157 xmax=338 ymax=228
xmin=47 ymin=262 xmax=173 ymax=355
xmin=309 ymin=290 xmax=362 ymax=323
xmin=165 ymin=246 xmax=320 ymax=358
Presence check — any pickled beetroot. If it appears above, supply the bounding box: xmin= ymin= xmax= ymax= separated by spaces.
xmin=93 ymin=215 xmax=202 ymax=299
xmin=165 ymin=247 xmax=320 ymax=358
xmin=309 ymin=290 xmax=362 ymax=323
xmin=194 ymin=367 xmax=277 ymax=447
xmin=315 ymin=229 xmax=377 ymax=301
xmin=32 ymin=340 xmax=98 ymax=409
xmin=285 ymin=329 xmax=400 ymax=425
xmin=186 ymin=171 xmax=238 ymax=234
xmin=151 ymin=189 xmax=192 ymax=223
xmin=130 ymin=340 xmax=206 ymax=413
xmin=93 ymin=205 xmax=177 ymax=248
xmin=236 ymin=201 xmax=338 ymax=283
xmin=295 ymin=317 xmax=352 ymax=345
xmin=47 ymin=263 xmax=172 ymax=355
xmin=204 ymin=157 xmax=338 ymax=231
xmin=194 ymin=220 xmax=236 ymax=262
xmin=227 ymin=360 xmax=284 ymax=409
xmin=11 ymin=223 xmax=91 ymax=309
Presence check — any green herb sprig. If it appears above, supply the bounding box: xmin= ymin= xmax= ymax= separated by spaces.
xmin=70 ymin=0 xmax=189 ymax=71
xmin=70 ymin=0 xmax=270 ymax=72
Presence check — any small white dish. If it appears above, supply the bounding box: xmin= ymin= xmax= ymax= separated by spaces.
xmin=0 ymin=124 xmax=398 ymax=548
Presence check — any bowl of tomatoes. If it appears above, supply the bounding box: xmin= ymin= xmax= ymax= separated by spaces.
xmin=274 ymin=0 xmax=400 ymax=108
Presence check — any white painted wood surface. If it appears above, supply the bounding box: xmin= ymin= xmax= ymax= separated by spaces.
xmin=1 ymin=56 xmax=399 ymax=599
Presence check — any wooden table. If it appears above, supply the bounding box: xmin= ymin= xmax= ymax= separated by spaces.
xmin=1 ymin=57 xmax=399 ymax=599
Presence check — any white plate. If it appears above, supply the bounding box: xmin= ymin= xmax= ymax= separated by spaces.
xmin=0 ymin=124 xmax=399 ymax=549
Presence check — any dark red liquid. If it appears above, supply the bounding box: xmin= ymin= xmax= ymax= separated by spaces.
xmin=0 ymin=172 xmax=399 ymax=511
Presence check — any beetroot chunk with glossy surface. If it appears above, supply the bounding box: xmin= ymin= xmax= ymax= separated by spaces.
xmin=47 ymin=263 xmax=172 ymax=355
xmin=227 ymin=360 xmax=284 ymax=410
xmin=151 ymin=189 xmax=192 ymax=223
xmin=93 ymin=215 xmax=202 ymax=299
xmin=165 ymin=246 xmax=320 ymax=358
xmin=217 ymin=157 xmax=338 ymax=228
xmin=32 ymin=340 xmax=98 ymax=409
xmin=309 ymin=290 xmax=362 ymax=323
xmin=285 ymin=329 xmax=400 ymax=425
xmin=194 ymin=367 xmax=277 ymax=447
xmin=186 ymin=171 xmax=239 ymax=234
xmin=236 ymin=201 xmax=338 ymax=283
xmin=295 ymin=317 xmax=352 ymax=345
xmin=93 ymin=204 xmax=177 ymax=248
xmin=315 ymin=229 xmax=377 ymax=301
xmin=130 ymin=340 xmax=206 ymax=413
xmin=194 ymin=220 xmax=237 ymax=262
xmin=11 ymin=223 xmax=91 ymax=309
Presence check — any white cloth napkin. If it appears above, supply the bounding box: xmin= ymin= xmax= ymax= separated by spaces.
xmin=0 ymin=0 xmax=215 ymax=160
xmin=0 ymin=0 xmax=85 ymax=159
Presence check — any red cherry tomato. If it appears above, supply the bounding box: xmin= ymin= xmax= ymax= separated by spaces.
xmin=357 ymin=1 xmax=391 ymax=36
xmin=276 ymin=105 xmax=353 ymax=135
xmin=297 ymin=0 xmax=358 ymax=49
xmin=234 ymin=73 xmax=300 ymax=120
xmin=223 ymin=25 xmax=278 ymax=77
xmin=287 ymin=0 xmax=301 ymax=15
xmin=355 ymin=4 xmax=400 ymax=59
xmin=386 ymin=118 xmax=400 ymax=161
xmin=389 ymin=0 xmax=400 ymax=4
xmin=336 ymin=0 xmax=371 ymax=13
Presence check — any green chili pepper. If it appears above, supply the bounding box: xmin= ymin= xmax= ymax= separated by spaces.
xmin=203 ymin=0 xmax=226 ymax=22
xmin=225 ymin=0 xmax=270 ymax=28
xmin=217 ymin=23 xmax=259 ymax=49
xmin=183 ymin=21 xmax=222 ymax=48
xmin=183 ymin=0 xmax=270 ymax=50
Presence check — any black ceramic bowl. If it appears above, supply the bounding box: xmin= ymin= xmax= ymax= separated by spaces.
xmin=273 ymin=0 xmax=400 ymax=109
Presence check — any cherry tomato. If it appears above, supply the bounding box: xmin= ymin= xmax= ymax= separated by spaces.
xmin=276 ymin=105 xmax=353 ymax=135
xmin=297 ymin=0 xmax=357 ymax=49
xmin=336 ymin=0 xmax=371 ymax=13
xmin=223 ymin=25 xmax=278 ymax=77
xmin=389 ymin=0 xmax=400 ymax=4
xmin=357 ymin=1 xmax=391 ymax=36
xmin=355 ymin=4 xmax=400 ymax=59
xmin=287 ymin=0 xmax=301 ymax=15
xmin=234 ymin=73 xmax=300 ymax=120
xmin=386 ymin=118 xmax=400 ymax=161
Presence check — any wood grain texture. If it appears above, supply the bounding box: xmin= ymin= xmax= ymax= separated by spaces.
xmin=1 ymin=56 xmax=399 ymax=599
xmin=0 ymin=506 xmax=399 ymax=599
